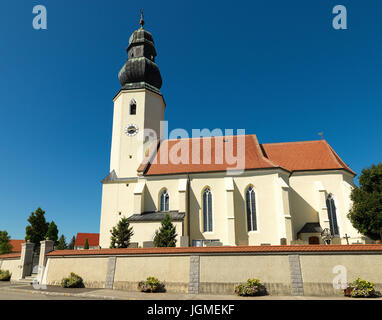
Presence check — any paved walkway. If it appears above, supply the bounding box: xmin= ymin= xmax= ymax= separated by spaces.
xmin=0 ymin=282 xmax=379 ymax=300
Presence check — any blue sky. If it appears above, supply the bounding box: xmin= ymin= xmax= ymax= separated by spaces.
xmin=0 ymin=0 xmax=381 ymax=240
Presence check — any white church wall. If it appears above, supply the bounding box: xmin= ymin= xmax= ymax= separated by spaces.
xmin=99 ymin=182 xmax=136 ymax=248
xmin=289 ymin=170 xmax=362 ymax=243
xmin=129 ymin=221 xmax=184 ymax=247
xmin=110 ymin=89 xmax=165 ymax=178
xmin=188 ymin=170 xmax=283 ymax=246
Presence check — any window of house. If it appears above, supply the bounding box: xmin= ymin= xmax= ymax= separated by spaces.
xmin=130 ymin=99 xmax=137 ymax=115
xmin=326 ymin=194 xmax=339 ymax=236
xmin=160 ymin=189 xmax=169 ymax=212
xmin=203 ymin=188 xmax=213 ymax=232
xmin=246 ymin=186 xmax=257 ymax=231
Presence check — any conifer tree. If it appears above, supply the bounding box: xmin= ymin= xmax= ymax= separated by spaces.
xmin=46 ymin=221 xmax=59 ymax=245
xmin=0 ymin=231 xmax=12 ymax=254
xmin=110 ymin=217 xmax=134 ymax=248
xmin=153 ymin=214 xmax=177 ymax=247
xmin=68 ymin=236 xmax=76 ymax=250
xmin=57 ymin=235 xmax=67 ymax=250
xmin=25 ymin=207 xmax=49 ymax=250
xmin=84 ymin=238 xmax=89 ymax=249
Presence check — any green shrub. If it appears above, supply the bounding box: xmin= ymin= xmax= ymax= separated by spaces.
xmin=344 ymin=278 xmax=376 ymax=298
xmin=234 ymin=278 xmax=267 ymax=296
xmin=61 ymin=272 xmax=85 ymax=288
xmin=0 ymin=270 xmax=11 ymax=281
xmin=138 ymin=276 xmax=165 ymax=293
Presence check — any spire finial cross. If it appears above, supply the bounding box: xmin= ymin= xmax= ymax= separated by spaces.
xmin=139 ymin=8 xmax=145 ymax=29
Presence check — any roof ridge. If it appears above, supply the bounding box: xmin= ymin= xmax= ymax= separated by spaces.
xmin=251 ymin=136 xmax=281 ymax=169
xmin=323 ymin=141 xmax=356 ymax=176
xmin=137 ymin=139 xmax=161 ymax=174
xmin=164 ymin=134 xmax=255 ymax=142
xmin=262 ymin=139 xmax=324 ymax=146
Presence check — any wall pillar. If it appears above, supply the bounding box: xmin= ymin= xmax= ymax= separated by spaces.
xmin=105 ymin=256 xmax=117 ymax=289
xmin=289 ymin=254 xmax=304 ymax=296
xmin=37 ymin=240 xmax=54 ymax=282
xmin=20 ymin=241 xmax=35 ymax=279
xmin=315 ymin=181 xmax=330 ymax=230
xmin=133 ymin=181 xmax=146 ymax=214
xmin=224 ymin=177 xmax=236 ymax=246
xmin=188 ymin=255 xmax=200 ymax=294
xmin=277 ymin=177 xmax=294 ymax=244
xmin=178 ymin=178 xmax=188 ymax=240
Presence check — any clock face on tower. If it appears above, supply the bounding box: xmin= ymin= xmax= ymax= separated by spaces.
xmin=124 ymin=124 xmax=139 ymax=136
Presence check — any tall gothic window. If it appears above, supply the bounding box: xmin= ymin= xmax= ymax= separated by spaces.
xmin=326 ymin=194 xmax=339 ymax=236
xmin=160 ymin=189 xmax=169 ymax=212
xmin=203 ymin=188 xmax=213 ymax=232
xmin=130 ymin=99 xmax=137 ymax=115
xmin=246 ymin=186 xmax=257 ymax=231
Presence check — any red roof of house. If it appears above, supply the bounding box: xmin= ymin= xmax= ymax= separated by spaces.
xmin=0 ymin=252 xmax=21 ymax=259
xmin=46 ymin=244 xmax=382 ymax=257
xmin=140 ymin=135 xmax=279 ymax=175
xmin=9 ymin=240 xmax=25 ymax=253
xmin=138 ymin=135 xmax=355 ymax=176
xmin=262 ymin=140 xmax=356 ymax=175
xmin=74 ymin=233 xmax=99 ymax=247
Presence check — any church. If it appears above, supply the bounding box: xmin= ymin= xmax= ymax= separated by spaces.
xmin=99 ymin=15 xmax=364 ymax=248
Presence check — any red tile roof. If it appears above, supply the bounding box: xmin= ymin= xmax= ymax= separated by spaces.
xmin=0 ymin=253 xmax=21 ymax=259
xmin=139 ymin=136 xmax=355 ymax=176
xmin=140 ymin=135 xmax=279 ymax=175
xmin=74 ymin=233 xmax=99 ymax=247
xmin=47 ymin=244 xmax=382 ymax=257
xmin=9 ymin=240 xmax=25 ymax=253
xmin=261 ymin=140 xmax=355 ymax=175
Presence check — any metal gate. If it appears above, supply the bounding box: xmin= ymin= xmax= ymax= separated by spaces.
xmin=31 ymin=252 xmax=40 ymax=275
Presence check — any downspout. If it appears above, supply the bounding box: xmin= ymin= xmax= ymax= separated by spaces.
xmin=187 ymin=174 xmax=191 ymax=246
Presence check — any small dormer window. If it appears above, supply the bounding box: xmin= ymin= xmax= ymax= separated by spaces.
xmin=130 ymin=99 xmax=137 ymax=115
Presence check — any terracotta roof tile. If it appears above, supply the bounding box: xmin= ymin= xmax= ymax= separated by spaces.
xmin=139 ymin=136 xmax=355 ymax=176
xmin=142 ymin=135 xmax=278 ymax=176
xmin=9 ymin=240 xmax=25 ymax=253
xmin=0 ymin=252 xmax=21 ymax=259
xmin=46 ymin=244 xmax=382 ymax=257
xmin=74 ymin=233 xmax=100 ymax=247
xmin=261 ymin=140 xmax=355 ymax=175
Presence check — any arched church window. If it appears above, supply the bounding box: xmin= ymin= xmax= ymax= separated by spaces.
xmin=203 ymin=188 xmax=213 ymax=232
xmin=326 ymin=194 xmax=339 ymax=236
xmin=160 ymin=189 xmax=169 ymax=212
xmin=130 ymin=99 xmax=137 ymax=115
xmin=246 ymin=186 xmax=257 ymax=231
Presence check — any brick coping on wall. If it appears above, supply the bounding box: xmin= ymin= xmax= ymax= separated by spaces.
xmin=44 ymin=244 xmax=382 ymax=257
xmin=0 ymin=253 xmax=21 ymax=259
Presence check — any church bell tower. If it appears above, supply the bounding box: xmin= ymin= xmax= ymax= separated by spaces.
xmin=109 ymin=11 xmax=165 ymax=178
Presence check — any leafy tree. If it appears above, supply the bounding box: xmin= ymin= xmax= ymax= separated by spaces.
xmin=25 ymin=207 xmax=49 ymax=249
xmin=110 ymin=217 xmax=134 ymax=248
xmin=46 ymin=221 xmax=59 ymax=245
xmin=0 ymin=231 xmax=12 ymax=254
xmin=153 ymin=214 xmax=177 ymax=247
xmin=83 ymin=238 xmax=89 ymax=249
xmin=348 ymin=163 xmax=382 ymax=240
xmin=57 ymin=235 xmax=67 ymax=250
xmin=68 ymin=236 xmax=76 ymax=250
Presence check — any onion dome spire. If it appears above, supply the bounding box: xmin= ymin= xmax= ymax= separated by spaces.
xmin=118 ymin=10 xmax=162 ymax=93
xmin=139 ymin=8 xmax=144 ymax=29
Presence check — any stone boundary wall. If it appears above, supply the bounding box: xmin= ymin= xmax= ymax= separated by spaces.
xmin=0 ymin=254 xmax=22 ymax=281
xmin=39 ymin=245 xmax=382 ymax=296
